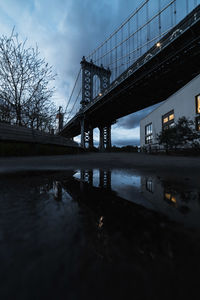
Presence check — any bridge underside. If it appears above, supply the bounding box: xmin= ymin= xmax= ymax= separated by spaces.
xmin=60 ymin=7 xmax=200 ymax=139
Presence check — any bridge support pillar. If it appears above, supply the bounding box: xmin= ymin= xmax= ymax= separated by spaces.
xmin=80 ymin=118 xmax=85 ymax=148
xmin=89 ymin=127 xmax=94 ymax=149
xmin=99 ymin=124 xmax=111 ymax=151
xmin=80 ymin=119 xmax=94 ymax=149
xmin=85 ymin=125 xmax=93 ymax=149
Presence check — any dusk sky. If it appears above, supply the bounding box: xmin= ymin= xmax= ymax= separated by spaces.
xmin=0 ymin=0 xmax=161 ymax=146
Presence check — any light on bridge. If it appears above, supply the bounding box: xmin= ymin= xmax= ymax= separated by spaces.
xmin=156 ymin=42 xmax=161 ymax=47
xmin=99 ymin=93 xmax=102 ymax=96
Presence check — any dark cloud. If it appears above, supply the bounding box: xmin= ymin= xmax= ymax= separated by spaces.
xmin=117 ymin=103 xmax=161 ymax=129
xmin=58 ymin=0 xmax=141 ymax=66
xmin=0 ymin=0 xmax=156 ymax=131
xmin=35 ymin=0 xmax=142 ymax=105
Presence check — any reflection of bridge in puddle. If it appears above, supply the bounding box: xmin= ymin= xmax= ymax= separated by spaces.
xmin=79 ymin=169 xmax=111 ymax=190
xmin=74 ymin=169 xmax=200 ymax=228
xmin=2 ymin=171 xmax=200 ymax=299
xmin=51 ymin=169 xmax=200 ymax=229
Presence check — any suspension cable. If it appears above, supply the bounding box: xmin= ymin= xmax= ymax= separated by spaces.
xmin=64 ymin=68 xmax=81 ymax=114
xmin=65 ymin=88 xmax=82 ymax=123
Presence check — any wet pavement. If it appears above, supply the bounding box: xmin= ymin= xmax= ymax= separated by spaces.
xmin=1 ymin=168 xmax=200 ymax=300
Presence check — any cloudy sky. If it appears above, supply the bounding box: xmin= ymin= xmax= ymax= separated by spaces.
xmin=0 ymin=0 xmax=160 ymax=146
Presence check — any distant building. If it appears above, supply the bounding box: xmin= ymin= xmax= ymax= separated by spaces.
xmin=140 ymin=74 xmax=200 ymax=149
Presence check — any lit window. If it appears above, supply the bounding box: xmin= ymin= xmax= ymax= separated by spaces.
xmin=162 ymin=110 xmax=174 ymax=130
xmin=196 ymin=116 xmax=200 ymax=131
xmin=163 ymin=117 xmax=168 ymax=123
xmin=145 ymin=123 xmax=153 ymax=144
xmin=196 ymin=95 xmax=200 ymax=114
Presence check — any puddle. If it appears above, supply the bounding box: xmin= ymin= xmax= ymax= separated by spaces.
xmin=73 ymin=169 xmax=200 ymax=229
xmin=0 ymin=169 xmax=200 ymax=299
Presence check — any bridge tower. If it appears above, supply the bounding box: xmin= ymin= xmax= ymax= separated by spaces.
xmin=80 ymin=56 xmax=112 ymax=150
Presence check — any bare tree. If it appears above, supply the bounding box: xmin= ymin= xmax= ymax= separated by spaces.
xmin=0 ymin=29 xmax=56 ymax=131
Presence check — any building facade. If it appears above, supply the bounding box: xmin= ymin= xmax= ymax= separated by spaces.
xmin=140 ymin=74 xmax=200 ymax=149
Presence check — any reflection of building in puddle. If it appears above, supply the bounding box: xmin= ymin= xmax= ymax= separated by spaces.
xmin=164 ymin=192 xmax=177 ymax=207
xmin=141 ymin=176 xmax=200 ymax=227
xmin=142 ymin=177 xmax=180 ymax=208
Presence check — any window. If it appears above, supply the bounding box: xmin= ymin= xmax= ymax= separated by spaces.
xmin=162 ymin=110 xmax=174 ymax=130
xmin=196 ymin=94 xmax=200 ymax=114
xmin=196 ymin=116 xmax=200 ymax=131
xmin=145 ymin=123 xmax=153 ymax=144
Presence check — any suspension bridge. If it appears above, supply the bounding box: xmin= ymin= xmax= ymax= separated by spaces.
xmin=60 ymin=0 xmax=200 ymax=150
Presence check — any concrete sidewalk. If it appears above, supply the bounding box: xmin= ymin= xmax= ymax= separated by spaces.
xmin=0 ymin=153 xmax=199 ymax=178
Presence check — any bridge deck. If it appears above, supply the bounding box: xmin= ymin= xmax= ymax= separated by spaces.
xmin=61 ymin=5 xmax=200 ymax=138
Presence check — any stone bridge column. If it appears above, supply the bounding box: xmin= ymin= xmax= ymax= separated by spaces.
xmin=99 ymin=124 xmax=112 ymax=151
xmin=88 ymin=126 xmax=94 ymax=149
xmin=80 ymin=118 xmax=85 ymax=148
xmin=80 ymin=118 xmax=94 ymax=150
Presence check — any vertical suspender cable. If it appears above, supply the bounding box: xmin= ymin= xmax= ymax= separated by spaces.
xmin=146 ymin=1 xmax=149 ymax=53
xmin=174 ymin=0 xmax=177 ymax=26
xmin=121 ymin=26 xmax=123 ymax=73
xmin=128 ymin=20 xmax=130 ymax=68
xmin=136 ymin=10 xmax=139 ymax=59
xmin=115 ymin=33 xmax=117 ymax=78
xmin=158 ymin=0 xmax=161 ymax=38
xmin=186 ymin=0 xmax=189 ymax=15
xmin=110 ymin=37 xmax=112 ymax=81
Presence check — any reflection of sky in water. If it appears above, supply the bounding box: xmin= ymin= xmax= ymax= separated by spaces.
xmin=74 ymin=169 xmax=141 ymax=189
xmin=73 ymin=169 xmax=200 ymax=229
xmin=74 ymin=169 xmax=154 ymax=209
xmin=2 ymin=168 xmax=200 ymax=299
xmin=74 ymin=170 xmax=81 ymax=180
xmin=74 ymin=169 xmax=105 ymax=187
xmin=111 ymin=170 xmax=141 ymax=189
xmin=91 ymin=169 xmax=100 ymax=187
xmin=110 ymin=170 xmax=154 ymax=208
